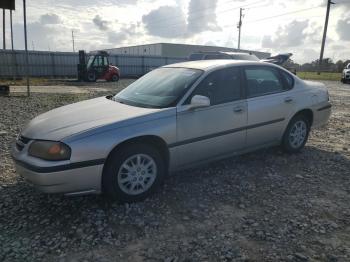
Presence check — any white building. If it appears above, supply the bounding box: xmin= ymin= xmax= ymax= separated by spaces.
xmin=104 ymin=43 xmax=270 ymax=59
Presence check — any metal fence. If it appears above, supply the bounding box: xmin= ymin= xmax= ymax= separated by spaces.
xmin=0 ymin=50 xmax=187 ymax=78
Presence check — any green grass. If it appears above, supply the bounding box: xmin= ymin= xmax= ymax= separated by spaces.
xmin=297 ymin=71 xmax=341 ymax=81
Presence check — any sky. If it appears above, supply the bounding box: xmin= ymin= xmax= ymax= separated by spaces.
xmin=1 ymin=0 xmax=350 ymax=63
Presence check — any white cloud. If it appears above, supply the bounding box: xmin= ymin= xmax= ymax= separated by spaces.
xmin=40 ymin=14 xmax=62 ymax=24
xmin=336 ymin=17 xmax=350 ymax=41
xmin=93 ymin=15 xmax=110 ymax=31
xmin=142 ymin=5 xmax=187 ymax=38
xmin=262 ymin=20 xmax=309 ymax=48
xmin=1 ymin=0 xmax=349 ymax=63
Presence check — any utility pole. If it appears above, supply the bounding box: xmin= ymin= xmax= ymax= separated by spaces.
xmin=10 ymin=10 xmax=13 ymax=50
xmin=2 ymin=9 xmax=5 ymax=49
xmin=23 ymin=0 xmax=30 ymax=96
xmin=72 ymin=30 xmax=75 ymax=52
xmin=318 ymin=0 xmax=334 ymax=75
xmin=237 ymin=8 xmax=243 ymax=50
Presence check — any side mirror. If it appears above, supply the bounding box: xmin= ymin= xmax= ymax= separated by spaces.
xmin=189 ymin=95 xmax=210 ymax=109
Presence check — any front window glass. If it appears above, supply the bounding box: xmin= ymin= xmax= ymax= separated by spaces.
xmin=186 ymin=67 xmax=241 ymax=105
xmin=113 ymin=67 xmax=203 ymax=108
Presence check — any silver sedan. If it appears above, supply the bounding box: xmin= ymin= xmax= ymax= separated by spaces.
xmin=11 ymin=60 xmax=331 ymax=202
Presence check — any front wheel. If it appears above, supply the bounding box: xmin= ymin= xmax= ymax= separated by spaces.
xmin=87 ymin=72 xmax=96 ymax=82
xmin=282 ymin=115 xmax=310 ymax=153
xmin=102 ymin=144 xmax=166 ymax=202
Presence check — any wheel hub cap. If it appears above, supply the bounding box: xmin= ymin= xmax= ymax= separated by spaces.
xmin=117 ymin=154 xmax=157 ymax=195
xmin=289 ymin=120 xmax=307 ymax=149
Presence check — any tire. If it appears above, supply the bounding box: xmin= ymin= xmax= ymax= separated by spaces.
xmin=111 ymin=74 xmax=119 ymax=82
xmin=87 ymin=72 xmax=96 ymax=82
xmin=102 ymin=144 xmax=166 ymax=203
xmin=281 ymin=114 xmax=310 ymax=153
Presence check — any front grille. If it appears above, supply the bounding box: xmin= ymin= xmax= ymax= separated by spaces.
xmin=16 ymin=135 xmax=31 ymax=151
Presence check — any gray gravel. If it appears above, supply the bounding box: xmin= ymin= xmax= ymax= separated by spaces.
xmin=0 ymin=80 xmax=349 ymax=261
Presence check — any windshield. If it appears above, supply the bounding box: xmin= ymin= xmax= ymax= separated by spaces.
xmin=113 ymin=67 xmax=203 ymax=108
xmin=87 ymin=56 xmax=94 ymax=69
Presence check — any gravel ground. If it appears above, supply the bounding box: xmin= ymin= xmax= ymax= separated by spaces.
xmin=0 ymin=80 xmax=349 ymax=262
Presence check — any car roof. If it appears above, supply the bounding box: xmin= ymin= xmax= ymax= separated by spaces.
xmin=163 ymin=59 xmax=266 ymax=71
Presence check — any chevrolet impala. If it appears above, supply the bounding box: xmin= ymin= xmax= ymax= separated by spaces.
xmin=11 ymin=60 xmax=332 ymax=202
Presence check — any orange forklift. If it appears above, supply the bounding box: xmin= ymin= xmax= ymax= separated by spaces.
xmin=77 ymin=50 xmax=120 ymax=82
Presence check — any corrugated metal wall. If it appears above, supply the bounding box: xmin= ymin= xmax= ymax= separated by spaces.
xmin=0 ymin=50 xmax=186 ymax=78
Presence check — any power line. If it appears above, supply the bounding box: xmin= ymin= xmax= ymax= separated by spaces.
xmin=244 ymin=5 xmax=323 ymax=24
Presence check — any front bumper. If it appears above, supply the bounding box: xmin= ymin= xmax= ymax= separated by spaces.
xmin=14 ymin=161 xmax=103 ymax=195
xmin=342 ymin=73 xmax=350 ymax=81
xmin=12 ymin=142 xmax=104 ymax=195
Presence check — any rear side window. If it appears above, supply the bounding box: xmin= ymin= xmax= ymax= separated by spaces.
xmin=244 ymin=67 xmax=285 ymax=98
xmin=186 ymin=67 xmax=241 ymax=105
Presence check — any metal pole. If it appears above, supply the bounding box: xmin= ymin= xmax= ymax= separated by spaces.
xmin=72 ymin=30 xmax=75 ymax=52
xmin=237 ymin=8 xmax=243 ymax=50
xmin=318 ymin=0 xmax=334 ymax=75
xmin=10 ymin=10 xmax=16 ymax=81
xmin=23 ymin=0 xmax=30 ymax=96
xmin=10 ymin=10 xmax=13 ymax=50
xmin=2 ymin=9 xmax=5 ymax=49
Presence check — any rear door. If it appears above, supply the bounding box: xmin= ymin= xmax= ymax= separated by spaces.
xmin=243 ymin=66 xmax=296 ymax=147
xmin=174 ymin=67 xmax=247 ymax=167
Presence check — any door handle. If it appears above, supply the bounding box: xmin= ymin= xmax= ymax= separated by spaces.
xmin=284 ymin=97 xmax=293 ymax=103
xmin=233 ymin=107 xmax=243 ymax=113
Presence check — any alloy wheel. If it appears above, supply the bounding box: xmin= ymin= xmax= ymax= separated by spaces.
xmin=289 ymin=120 xmax=307 ymax=149
xmin=117 ymin=154 xmax=157 ymax=195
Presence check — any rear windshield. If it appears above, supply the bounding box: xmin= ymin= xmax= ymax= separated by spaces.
xmin=230 ymin=54 xmax=259 ymax=61
xmin=189 ymin=53 xmax=204 ymax=60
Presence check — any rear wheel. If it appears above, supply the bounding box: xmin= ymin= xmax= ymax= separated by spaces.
xmin=102 ymin=144 xmax=165 ymax=202
xmin=282 ymin=115 xmax=310 ymax=153
xmin=111 ymin=74 xmax=119 ymax=82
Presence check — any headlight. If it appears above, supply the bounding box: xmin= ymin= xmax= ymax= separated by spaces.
xmin=28 ymin=141 xmax=71 ymax=161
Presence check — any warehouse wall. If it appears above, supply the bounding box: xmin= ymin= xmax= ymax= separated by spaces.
xmin=105 ymin=43 xmax=163 ymax=56
xmin=0 ymin=50 xmax=185 ymax=78
xmin=105 ymin=43 xmax=270 ymax=59
xmin=161 ymin=43 xmax=270 ymax=59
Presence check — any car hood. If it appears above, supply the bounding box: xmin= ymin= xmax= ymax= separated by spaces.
xmin=21 ymin=96 xmax=163 ymax=141
xmin=343 ymin=69 xmax=350 ymax=74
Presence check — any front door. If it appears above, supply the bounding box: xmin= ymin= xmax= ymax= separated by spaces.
xmin=174 ymin=67 xmax=247 ymax=167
